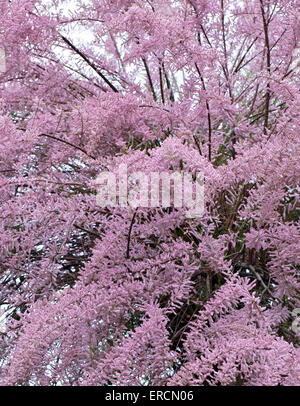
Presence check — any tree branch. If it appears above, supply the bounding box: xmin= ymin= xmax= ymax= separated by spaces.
xmin=142 ymin=57 xmax=157 ymax=102
xmin=60 ymin=35 xmax=119 ymax=93
xmin=126 ymin=209 xmax=138 ymax=259
xmin=195 ymin=63 xmax=212 ymax=161
xmin=259 ymin=0 xmax=271 ymax=134
xmin=38 ymin=133 xmax=96 ymax=160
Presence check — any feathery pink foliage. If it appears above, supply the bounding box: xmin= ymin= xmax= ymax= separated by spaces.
xmin=0 ymin=0 xmax=299 ymax=386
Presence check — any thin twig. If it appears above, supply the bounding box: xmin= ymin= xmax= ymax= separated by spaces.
xmin=259 ymin=0 xmax=271 ymax=134
xmin=195 ymin=63 xmax=212 ymax=161
xmin=60 ymin=35 xmax=119 ymax=93
xmin=126 ymin=209 xmax=138 ymax=259
xmin=142 ymin=57 xmax=157 ymax=102
xmin=38 ymin=133 xmax=96 ymax=160
xmin=74 ymin=224 xmax=102 ymax=239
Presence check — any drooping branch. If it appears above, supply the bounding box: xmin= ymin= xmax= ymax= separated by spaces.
xmin=60 ymin=35 xmax=119 ymax=93
xmin=195 ymin=63 xmax=212 ymax=162
xmin=193 ymin=134 xmax=203 ymax=157
xmin=259 ymin=0 xmax=271 ymax=134
xmin=221 ymin=0 xmax=228 ymax=70
xmin=233 ymin=37 xmax=258 ymax=74
xmin=142 ymin=57 xmax=158 ymax=102
xmin=159 ymin=66 xmax=165 ymax=105
xmin=162 ymin=63 xmax=175 ymax=103
xmin=74 ymin=224 xmax=102 ymax=239
xmin=38 ymin=133 xmax=96 ymax=160
xmin=126 ymin=209 xmax=138 ymax=260
xmin=220 ymin=0 xmax=233 ymax=101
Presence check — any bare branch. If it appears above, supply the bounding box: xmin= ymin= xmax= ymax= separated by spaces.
xmin=38 ymin=133 xmax=96 ymax=160
xmin=60 ymin=35 xmax=119 ymax=93
xmin=126 ymin=209 xmax=138 ymax=259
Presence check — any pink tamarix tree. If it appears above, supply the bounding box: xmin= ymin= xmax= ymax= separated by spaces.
xmin=0 ymin=0 xmax=299 ymax=385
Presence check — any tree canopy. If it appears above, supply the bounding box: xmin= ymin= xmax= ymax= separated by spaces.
xmin=0 ymin=0 xmax=299 ymax=386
